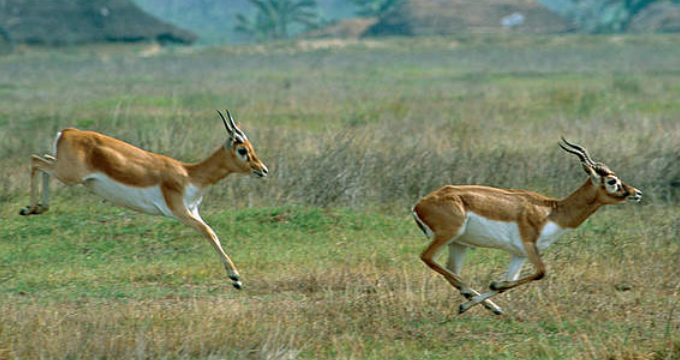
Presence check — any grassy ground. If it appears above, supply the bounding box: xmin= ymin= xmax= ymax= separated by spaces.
xmin=1 ymin=35 xmax=679 ymax=359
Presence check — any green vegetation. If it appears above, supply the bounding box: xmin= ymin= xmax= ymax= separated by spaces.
xmin=561 ymin=0 xmax=680 ymax=33
xmin=1 ymin=35 xmax=679 ymax=359
xmin=349 ymin=0 xmax=404 ymax=17
xmin=235 ymin=0 xmax=322 ymax=41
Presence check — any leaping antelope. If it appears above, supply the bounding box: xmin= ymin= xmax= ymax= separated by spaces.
xmin=19 ymin=110 xmax=268 ymax=289
xmin=412 ymin=138 xmax=641 ymax=315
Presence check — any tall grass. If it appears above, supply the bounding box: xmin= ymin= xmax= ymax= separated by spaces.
xmin=1 ymin=37 xmax=680 ymax=209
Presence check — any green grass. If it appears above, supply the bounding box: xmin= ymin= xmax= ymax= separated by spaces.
xmin=2 ymin=197 xmax=678 ymax=359
xmin=1 ymin=35 xmax=680 ymax=359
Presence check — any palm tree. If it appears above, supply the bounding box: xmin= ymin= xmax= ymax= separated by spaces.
xmin=235 ymin=0 xmax=320 ymax=41
xmin=349 ymin=0 xmax=404 ymax=17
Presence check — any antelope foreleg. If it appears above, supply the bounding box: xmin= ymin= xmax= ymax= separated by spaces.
xmin=165 ymin=189 xmax=243 ymax=290
xmin=461 ymin=248 xmax=544 ymax=314
xmin=180 ymin=213 xmax=242 ymax=289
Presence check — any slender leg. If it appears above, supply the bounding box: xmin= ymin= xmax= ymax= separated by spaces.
xmin=446 ymin=242 xmax=467 ymax=275
xmin=446 ymin=242 xmax=505 ymax=314
xmin=181 ymin=213 xmax=242 ymax=289
xmin=41 ymin=172 xmax=50 ymax=207
xmin=20 ymin=155 xmax=54 ymax=215
xmin=491 ymin=243 xmax=545 ymax=291
xmin=41 ymin=154 xmax=55 ymax=208
xmin=505 ymin=255 xmax=527 ymax=282
xmin=421 ymin=233 xmax=503 ymax=315
xmin=164 ymin=189 xmax=242 ymax=289
xmin=460 ymin=248 xmax=542 ymax=314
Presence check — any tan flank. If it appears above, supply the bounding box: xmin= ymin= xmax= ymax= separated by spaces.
xmin=412 ymin=137 xmax=642 ymax=315
xmin=19 ymin=110 xmax=269 ymax=289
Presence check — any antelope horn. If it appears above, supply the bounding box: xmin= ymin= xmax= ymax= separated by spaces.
xmin=226 ymin=109 xmax=246 ymax=138
xmin=559 ymin=136 xmax=594 ymax=165
xmin=217 ymin=110 xmax=233 ymax=134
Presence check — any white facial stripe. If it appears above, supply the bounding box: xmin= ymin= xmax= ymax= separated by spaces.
xmin=236 ymin=147 xmax=249 ymax=161
xmin=605 ymin=177 xmax=620 ymax=193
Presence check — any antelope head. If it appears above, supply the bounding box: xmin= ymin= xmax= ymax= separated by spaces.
xmin=560 ymin=137 xmax=641 ymax=203
xmin=217 ymin=110 xmax=269 ymax=178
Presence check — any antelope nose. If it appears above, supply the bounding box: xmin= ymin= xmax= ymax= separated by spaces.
xmin=262 ymin=166 xmax=269 ymax=175
xmin=634 ymin=190 xmax=642 ymax=197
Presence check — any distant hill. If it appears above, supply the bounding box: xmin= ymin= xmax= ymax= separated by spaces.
xmin=365 ymin=0 xmax=571 ymax=36
xmin=132 ymin=0 xmax=251 ymax=44
xmin=0 ymin=0 xmax=196 ymax=45
xmin=629 ymin=2 xmax=680 ymax=33
xmin=133 ymin=0 xmax=354 ymax=44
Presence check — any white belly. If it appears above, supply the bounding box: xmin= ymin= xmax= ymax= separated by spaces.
xmin=536 ymin=221 xmax=570 ymax=251
xmin=454 ymin=212 xmax=569 ymax=256
xmin=182 ymin=184 xmax=204 ymax=218
xmin=82 ymin=173 xmax=175 ymax=217
xmin=456 ymin=212 xmax=525 ymax=255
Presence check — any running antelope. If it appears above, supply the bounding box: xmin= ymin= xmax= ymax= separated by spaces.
xmin=19 ymin=110 xmax=268 ymax=289
xmin=412 ymin=138 xmax=641 ymax=315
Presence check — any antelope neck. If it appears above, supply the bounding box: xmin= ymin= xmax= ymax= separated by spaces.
xmin=185 ymin=146 xmax=235 ymax=187
xmin=550 ymin=179 xmax=603 ymax=229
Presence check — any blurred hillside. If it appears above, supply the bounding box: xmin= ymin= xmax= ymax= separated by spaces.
xmin=132 ymin=0 xmax=680 ymax=44
xmin=1 ymin=0 xmax=677 ymax=46
xmin=133 ymin=0 xmax=568 ymax=43
xmin=363 ymin=0 xmax=571 ymax=37
xmin=0 ymin=0 xmax=196 ymax=45
xmin=132 ymin=0 xmax=353 ymax=44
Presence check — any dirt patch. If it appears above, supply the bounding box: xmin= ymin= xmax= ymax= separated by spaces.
xmin=304 ymin=17 xmax=379 ymax=39
xmin=295 ymin=38 xmax=387 ymax=51
xmin=0 ymin=0 xmax=196 ymax=45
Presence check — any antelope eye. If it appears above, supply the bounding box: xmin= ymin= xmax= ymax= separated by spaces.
xmin=237 ymin=148 xmax=248 ymax=156
xmin=607 ymin=179 xmax=617 ymax=186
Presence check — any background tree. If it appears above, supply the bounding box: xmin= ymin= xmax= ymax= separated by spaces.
xmin=349 ymin=0 xmax=404 ymax=17
xmin=564 ymin=0 xmax=680 ymax=32
xmin=235 ymin=0 xmax=320 ymax=41
xmin=0 ymin=23 xmax=12 ymax=55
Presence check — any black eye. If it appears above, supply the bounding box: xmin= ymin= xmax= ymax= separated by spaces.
xmin=607 ymin=179 xmax=617 ymax=185
xmin=237 ymin=148 xmax=248 ymax=156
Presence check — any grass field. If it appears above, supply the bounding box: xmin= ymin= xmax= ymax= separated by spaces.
xmin=1 ymin=35 xmax=679 ymax=359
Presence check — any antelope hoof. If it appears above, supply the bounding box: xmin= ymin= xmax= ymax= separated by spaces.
xmin=229 ymin=275 xmax=242 ymax=290
xmin=459 ymin=294 xmax=504 ymax=315
xmin=459 ymin=300 xmax=503 ymax=315
xmin=461 ymin=290 xmax=475 ymax=300
xmin=490 ymin=281 xmax=503 ymax=291
xmin=19 ymin=204 xmax=48 ymax=216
